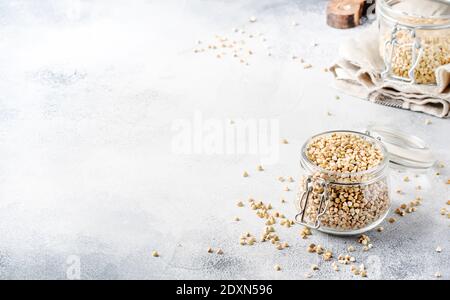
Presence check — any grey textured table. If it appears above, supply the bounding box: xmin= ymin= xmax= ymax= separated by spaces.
xmin=0 ymin=0 xmax=448 ymax=280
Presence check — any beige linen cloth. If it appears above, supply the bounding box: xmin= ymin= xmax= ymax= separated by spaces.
xmin=329 ymin=0 xmax=450 ymax=118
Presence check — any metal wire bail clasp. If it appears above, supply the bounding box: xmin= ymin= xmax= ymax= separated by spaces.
xmin=295 ymin=175 xmax=328 ymax=229
xmin=381 ymin=23 xmax=424 ymax=84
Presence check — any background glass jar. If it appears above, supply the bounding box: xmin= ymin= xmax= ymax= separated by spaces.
xmin=295 ymin=131 xmax=391 ymax=236
xmin=377 ymin=0 xmax=450 ymax=85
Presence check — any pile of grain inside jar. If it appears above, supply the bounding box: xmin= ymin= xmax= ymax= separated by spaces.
xmin=386 ymin=29 xmax=450 ymax=84
xmin=300 ymin=133 xmax=390 ymax=231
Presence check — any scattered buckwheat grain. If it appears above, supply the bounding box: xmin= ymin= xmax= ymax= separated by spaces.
xmin=323 ymin=250 xmax=333 ymax=261
xmin=358 ymin=234 xmax=370 ymax=246
xmin=307 ymin=243 xmax=317 ymax=253
xmin=300 ymin=227 xmax=312 ymax=239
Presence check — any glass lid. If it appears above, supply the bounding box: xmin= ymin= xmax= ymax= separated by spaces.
xmin=365 ymin=125 xmax=436 ymax=170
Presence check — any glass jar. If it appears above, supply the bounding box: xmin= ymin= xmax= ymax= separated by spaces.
xmin=295 ymin=127 xmax=435 ymax=236
xmin=377 ymin=0 xmax=450 ymax=85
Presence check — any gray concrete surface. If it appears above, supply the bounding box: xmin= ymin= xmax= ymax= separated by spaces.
xmin=0 ymin=0 xmax=448 ymax=280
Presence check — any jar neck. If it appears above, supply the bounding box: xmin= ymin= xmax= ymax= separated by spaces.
xmin=377 ymin=0 xmax=450 ymax=29
xmin=300 ymin=155 xmax=389 ymax=185
xmin=300 ymin=130 xmax=390 ymax=185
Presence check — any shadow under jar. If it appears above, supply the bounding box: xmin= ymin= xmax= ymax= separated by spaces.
xmin=295 ymin=131 xmax=391 ymax=236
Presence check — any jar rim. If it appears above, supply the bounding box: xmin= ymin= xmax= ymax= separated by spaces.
xmin=300 ymin=130 xmax=389 ymax=180
xmin=378 ymin=0 xmax=450 ymax=29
